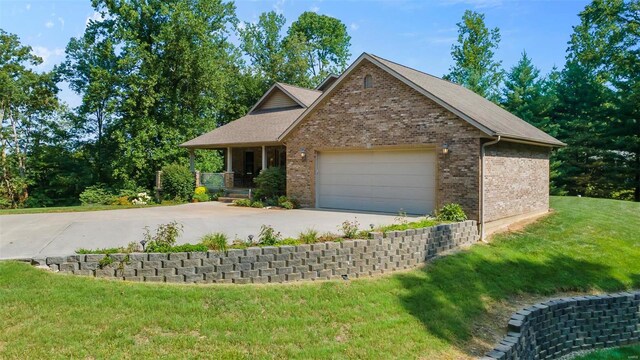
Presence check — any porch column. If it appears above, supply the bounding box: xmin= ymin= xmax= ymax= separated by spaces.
xmin=189 ymin=149 xmax=195 ymax=172
xmin=261 ymin=145 xmax=267 ymax=172
xmin=224 ymin=147 xmax=234 ymax=189
xmin=226 ymin=147 xmax=233 ymax=172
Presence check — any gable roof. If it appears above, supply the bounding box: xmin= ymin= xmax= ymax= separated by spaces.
xmin=279 ymin=53 xmax=565 ymax=147
xmin=180 ymin=108 xmax=305 ymax=148
xmin=181 ymin=81 xmax=322 ymax=148
xmin=248 ymin=83 xmax=321 ymax=114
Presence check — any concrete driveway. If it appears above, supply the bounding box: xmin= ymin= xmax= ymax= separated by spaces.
xmin=0 ymin=202 xmax=401 ymax=259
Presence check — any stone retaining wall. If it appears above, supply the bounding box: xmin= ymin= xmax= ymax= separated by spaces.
xmin=483 ymin=291 xmax=640 ymax=360
xmin=37 ymin=220 xmax=478 ymax=284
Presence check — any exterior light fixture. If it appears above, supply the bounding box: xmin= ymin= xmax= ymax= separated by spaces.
xmin=442 ymin=143 xmax=449 ymax=155
xmin=140 ymin=239 xmax=147 ymax=251
xmin=370 ymin=223 xmax=375 ymax=230
xmin=248 ymin=234 xmax=254 ymax=243
xmin=300 ymin=148 xmax=306 ymax=161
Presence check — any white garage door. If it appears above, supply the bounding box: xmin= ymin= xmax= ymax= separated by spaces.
xmin=316 ymin=149 xmax=436 ymax=215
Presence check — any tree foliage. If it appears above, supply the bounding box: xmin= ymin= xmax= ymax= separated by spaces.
xmin=445 ymin=10 xmax=503 ymax=102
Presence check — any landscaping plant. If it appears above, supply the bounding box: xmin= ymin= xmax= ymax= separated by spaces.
xmin=142 ymin=221 xmax=183 ymax=252
xmin=298 ymin=228 xmax=319 ymax=244
xmin=200 ymin=232 xmax=228 ymax=252
xmin=79 ymin=185 xmax=116 ymax=205
xmin=258 ymin=225 xmax=281 ymax=246
xmin=253 ymin=167 xmax=286 ymax=200
xmin=340 ymin=218 xmax=360 ymax=239
xmin=192 ymin=186 xmax=210 ymax=202
xmin=436 ymin=203 xmax=467 ymax=222
xmin=160 ymin=164 xmax=194 ymax=201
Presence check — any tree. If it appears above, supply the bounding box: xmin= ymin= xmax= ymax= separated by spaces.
xmin=78 ymin=0 xmax=239 ymax=189
xmin=58 ymin=20 xmax=120 ymax=183
xmin=502 ymin=51 xmax=559 ymax=135
xmin=444 ymin=10 xmax=503 ymax=102
xmin=554 ymin=0 xmax=640 ymax=201
xmin=286 ymin=11 xmax=351 ymax=86
xmin=0 ymin=30 xmax=60 ymax=207
xmin=239 ymin=11 xmax=308 ymax=89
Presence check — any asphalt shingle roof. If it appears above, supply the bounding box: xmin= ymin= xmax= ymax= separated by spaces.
xmin=369 ymin=54 xmax=565 ymax=146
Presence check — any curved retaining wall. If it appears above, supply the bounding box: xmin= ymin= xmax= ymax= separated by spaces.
xmin=483 ymin=291 xmax=640 ymax=360
xmin=37 ymin=220 xmax=478 ymax=284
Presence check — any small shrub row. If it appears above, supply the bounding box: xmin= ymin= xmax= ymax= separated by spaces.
xmin=79 ymin=185 xmax=153 ymax=206
xmin=232 ymin=196 xmax=298 ymax=209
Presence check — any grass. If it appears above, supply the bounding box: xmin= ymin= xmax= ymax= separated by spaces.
xmin=0 ymin=196 xmax=638 ymax=359
xmin=0 ymin=201 xmax=185 ymax=215
xmin=573 ymin=345 xmax=640 ymax=359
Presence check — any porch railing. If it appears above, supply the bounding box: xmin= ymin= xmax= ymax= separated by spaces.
xmin=200 ymin=172 xmax=225 ymax=191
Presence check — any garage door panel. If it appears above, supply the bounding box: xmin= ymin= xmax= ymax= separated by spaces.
xmin=318 ymin=184 xmax=435 ymax=200
xmin=317 ymin=149 xmax=436 ymax=215
xmin=319 ymin=162 xmax=435 ymax=176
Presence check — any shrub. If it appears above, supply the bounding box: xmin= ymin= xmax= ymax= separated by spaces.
xmin=258 ymin=225 xmax=281 ymax=246
xmin=340 ymin=218 xmax=360 ymax=239
xmin=131 ymin=192 xmax=152 ymax=205
xmin=192 ymin=187 xmax=210 ymax=202
xmin=200 ymin=232 xmax=228 ymax=251
xmin=79 ymin=184 xmax=115 ymax=205
xmin=277 ymin=196 xmax=297 ymax=209
xmin=142 ymin=221 xmax=183 ymax=252
xmin=251 ymin=201 xmax=264 ymax=208
xmin=253 ymin=167 xmax=286 ymax=200
xmin=298 ymin=228 xmax=319 ymax=244
xmin=233 ymin=199 xmax=251 ymax=207
xmin=161 ymin=164 xmax=194 ymax=201
xmin=113 ymin=196 xmax=132 ymax=206
xmin=280 ymin=201 xmax=294 ymax=210
xmin=436 ymin=203 xmax=467 ymax=222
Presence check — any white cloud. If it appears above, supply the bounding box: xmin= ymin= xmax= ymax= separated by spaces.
xmin=32 ymin=46 xmax=65 ymax=68
xmin=310 ymin=6 xmax=320 ymax=13
xmin=237 ymin=22 xmax=246 ymax=31
xmin=273 ymin=0 xmax=285 ymax=14
xmin=58 ymin=17 xmax=65 ymax=29
xmin=45 ymin=20 xmax=54 ymax=28
xmin=85 ymin=11 xmax=105 ymax=26
xmin=350 ymin=23 xmax=359 ymax=31
xmin=26 ymin=3 xmax=31 ymax=11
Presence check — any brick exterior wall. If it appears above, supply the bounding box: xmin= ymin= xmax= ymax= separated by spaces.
xmin=484 ymin=142 xmax=551 ymax=222
xmin=283 ymin=59 xmax=486 ymax=220
xmin=38 ymin=221 xmax=479 ymax=284
xmin=483 ymin=292 xmax=640 ymax=360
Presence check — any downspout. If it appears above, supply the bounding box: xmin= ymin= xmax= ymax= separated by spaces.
xmin=480 ymin=135 xmax=501 ymax=242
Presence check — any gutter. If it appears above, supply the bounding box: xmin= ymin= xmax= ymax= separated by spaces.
xmin=480 ymin=135 xmax=501 ymax=242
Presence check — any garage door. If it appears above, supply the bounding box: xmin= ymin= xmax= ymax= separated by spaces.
xmin=316 ymin=149 xmax=436 ymax=215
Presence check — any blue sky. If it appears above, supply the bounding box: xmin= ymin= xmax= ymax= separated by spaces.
xmin=1 ymin=0 xmax=589 ymax=106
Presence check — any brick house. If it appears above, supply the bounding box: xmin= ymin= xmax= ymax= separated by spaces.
xmin=182 ymin=53 xmax=564 ymax=237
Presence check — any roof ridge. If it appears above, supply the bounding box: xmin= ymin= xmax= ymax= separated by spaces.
xmin=277 ymin=82 xmax=322 ymax=93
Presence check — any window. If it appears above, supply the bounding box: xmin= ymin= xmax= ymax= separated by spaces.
xmin=364 ymin=74 xmax=373 ymax=89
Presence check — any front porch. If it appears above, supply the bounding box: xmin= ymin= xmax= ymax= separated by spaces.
xmin=189 ymin=145 xmax=286 ymax=190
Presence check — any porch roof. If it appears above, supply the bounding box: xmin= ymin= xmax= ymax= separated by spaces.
xmin=180 ymin=108 xmax=304 ymax=149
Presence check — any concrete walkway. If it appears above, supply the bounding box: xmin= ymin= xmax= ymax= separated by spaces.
xmin=0 ymin=202 xmax=401 ymax=259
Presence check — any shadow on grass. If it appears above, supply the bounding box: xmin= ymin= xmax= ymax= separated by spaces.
xmin=393 ymin=251 xmax=628 ymax=355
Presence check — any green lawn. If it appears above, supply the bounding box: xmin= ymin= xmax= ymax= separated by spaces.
xmin=0 ymin=201 xmax=184 ymax=215
xmin=0 ymin=196 xmax=638 ymax=359
xmin=573 ymin=345 xmax=640 ymax=359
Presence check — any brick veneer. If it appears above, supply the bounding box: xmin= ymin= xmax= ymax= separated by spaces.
xmin=483 ymin=292 xmax=640 ymax=360
xmin=283 ymin=59 xmax=486 ymax=220
xmin=484 ymin=142 xmax=551 ymax=223
xmin=37 ymin=221 xmax=478 ymax=284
